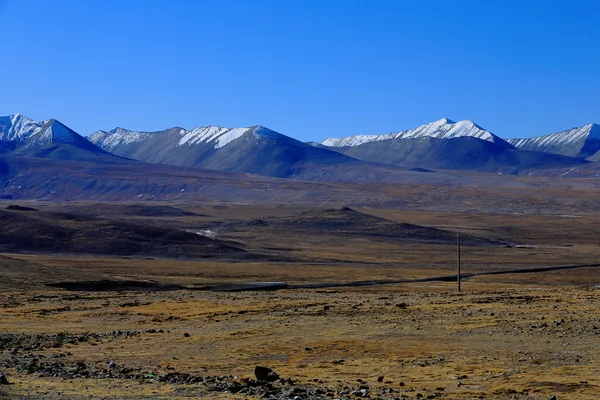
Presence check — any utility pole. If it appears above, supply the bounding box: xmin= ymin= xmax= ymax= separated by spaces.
xmin=457 ymin=234 xmax=461 ymax=292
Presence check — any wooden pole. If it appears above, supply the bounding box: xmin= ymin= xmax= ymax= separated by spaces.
xmin=457 ymin=234 xmax=461 ymax=292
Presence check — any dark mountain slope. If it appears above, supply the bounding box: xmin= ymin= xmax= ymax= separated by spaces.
xmin=194 ymin=126 xmax=364 ymax=178
xmin=0 ymin=144 xmax=414 ymax=205
xmin=588 ymin=149 xmax=600 ymax=162
xmin=325 ymin=136 xmax=587 ymax=174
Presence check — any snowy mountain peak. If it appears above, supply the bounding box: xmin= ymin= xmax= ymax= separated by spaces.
xmin=0 ymin=113 xmax=44 ymax=143
xmin=321 ymin=118 xmax=507 ymax=148
xmin=508 ymin=122 xmax=600 ymax=158
xmin=8 ymin=113 xmax=33 ymax=125
xmin=253 ymin=125 xmax=280 ymax=138
xmin=111 ymin=127 xmax=132 ymax=135
xmin=433 ymin=117 xmax=455 ymax=126
xmin=1 ymin=114 xmax=108 ymax=155
xmin=88 ymin=128 xmax=152 ymax=149
xmin=10 ymin=113 xmax=26 ymax=123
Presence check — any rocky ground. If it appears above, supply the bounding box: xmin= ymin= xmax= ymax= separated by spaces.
xmin=1 ymin=282 xmax=599 ymax=399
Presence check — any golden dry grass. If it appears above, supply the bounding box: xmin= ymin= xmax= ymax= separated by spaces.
xmin=1 ymin=282 xmax=600 ymax=399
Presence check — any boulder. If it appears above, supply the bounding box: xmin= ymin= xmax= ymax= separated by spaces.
xmin=254 ymin=366 xmax=280 ymax=382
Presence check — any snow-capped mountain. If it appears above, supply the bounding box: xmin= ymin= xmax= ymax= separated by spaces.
xmin=0 ymin=114 xmax=108 ymax=156
xmin=23 ymin=119 xmax=92 ymax=149
xmin=89 ymin=124 xmax=366 ymax=179
xmin=88 ymin=124 xmax=257 ymax=166
xmin=507 ymin=123 xmax=600 ymax=159
xmin=321 ymin=135 xmax=586 ymax=173
xmin=317 ymin=117 xmax=590 ymax=173
xmin=0 ymin=113 xmax=44 ymax=144
xmin=322 ymin=118 xmax=513 ymax=149
xmin=89 ymin=125 xmax=253 ymax=156
xmin=2 ymin=113 xmax=597 ymax=182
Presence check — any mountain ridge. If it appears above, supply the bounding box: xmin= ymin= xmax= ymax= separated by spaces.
xmin=507 ymin=123 xmax=600 ymax=159
xmin=319 ymin=135 xmax=587 ymax=173
xmin=0 ymin=114 xmax=110 ymax=156
xmin=321 ymin=118 xmax=514 ymax=149
xmin=88 ymin=123 xmax=382 ymax=180
xmin=2 ymin=114 xmax=598 ymax=179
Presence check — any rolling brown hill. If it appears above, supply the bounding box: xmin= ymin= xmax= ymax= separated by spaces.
xmin=215 ymin=207 xmax=498 ymax=246
xmin=0 ymin=206 xmax=245 ymax=258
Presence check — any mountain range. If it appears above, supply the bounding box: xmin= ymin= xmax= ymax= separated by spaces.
xmin=322 ymin=118 xmax=509 ymax=147
xmin=320 ymin=118 xmax=600 ymax=162
xmin=0 ymin=114 xmax=483 ymax=204
xmin=88 ymin=116 xmax=595 ymax=175
xmin=0 ymin=113 xmax=598 ymax=186
xmin=88 ymin=125 xmax=368 ymax=179
xmin=317 ymin=118 xmax=591 ymax=173
xmin=0 ymin=113 xmax=599 ymax=210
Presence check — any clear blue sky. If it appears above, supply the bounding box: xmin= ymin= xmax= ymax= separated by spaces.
xmin=1 ymin=0 xmax=599 ymax=141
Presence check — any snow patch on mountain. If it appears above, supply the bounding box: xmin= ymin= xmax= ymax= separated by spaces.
xmin=214 ymin=127 xmax=249 ymax=148
xmin=176 ymin=126 xmax=250 ymax=148
xmin=90 ymin=124 xmax=251 ymax=151
xmin=325 ymin=134 xmax=381 ymax=147
xmin=88 ymin=128 xmax=152 ymax=151
xmin=322 ymin=118 xmax=499 ymax=147
xmin=508 ymin=123 xmax=599 ymax=148
xmin=178 ymin=126 xmax=228 ymax=146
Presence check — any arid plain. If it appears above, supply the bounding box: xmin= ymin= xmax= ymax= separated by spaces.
xmin=1 ymin=199 xmax=599 ymax=399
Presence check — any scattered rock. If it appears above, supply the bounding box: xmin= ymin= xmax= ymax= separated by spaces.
xmin=377 ymin=376 xmax=384 ymax=382
xmin=183 ymin=333 xmax=190 ymax=337
xmin=254 ymin=366 xmax=280 ymax=382
xmin=0 ymin=373 xmax=8 ymax=385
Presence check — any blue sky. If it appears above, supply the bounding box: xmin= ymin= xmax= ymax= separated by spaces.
xmin=1 ymin=0 xmax=599 ymax=141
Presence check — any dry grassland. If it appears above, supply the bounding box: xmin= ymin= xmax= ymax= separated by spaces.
xmin=1 ymin=280 xmax=599 ymax=399
xmin=1 ymin=204 xmax=599 ymax=399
